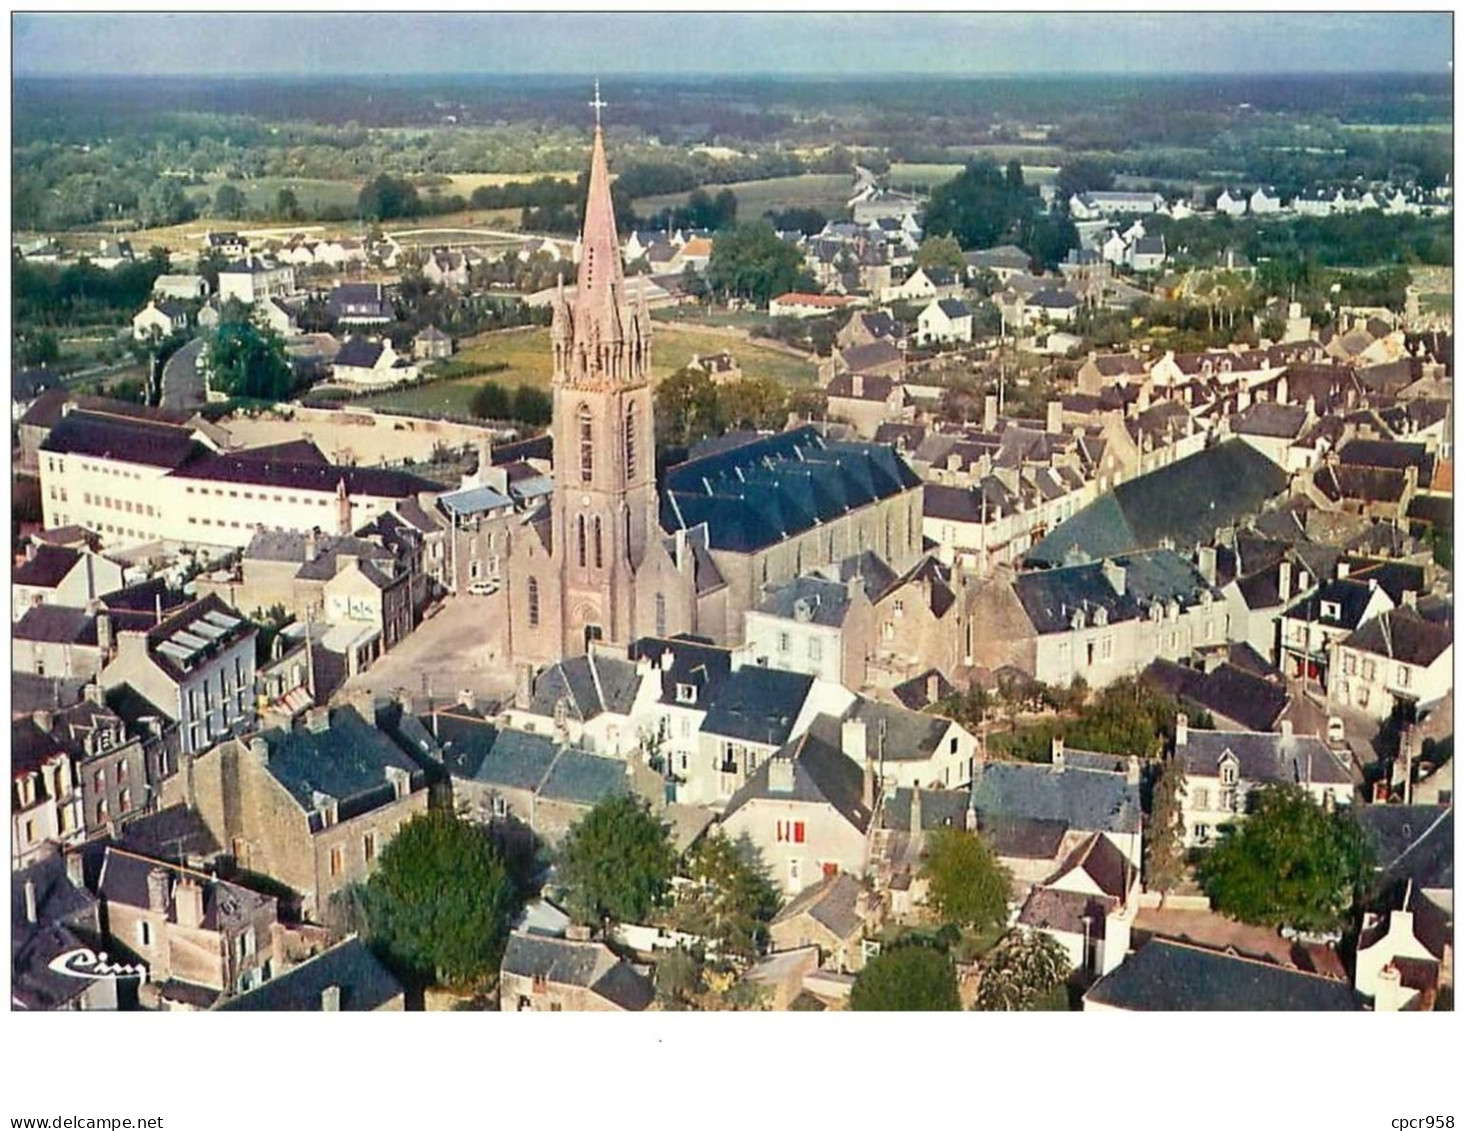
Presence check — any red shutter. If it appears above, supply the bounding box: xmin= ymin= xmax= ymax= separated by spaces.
xmin=794 ymin=821 xmax=806 ymax=844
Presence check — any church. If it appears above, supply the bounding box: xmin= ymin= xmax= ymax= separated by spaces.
xmin=502 ymin=107 xmax=924 ymax=667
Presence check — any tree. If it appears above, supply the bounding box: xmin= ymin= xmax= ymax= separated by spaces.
xmin=1144 ymin=754 xmax=1188 ymax=899
xmin=357 ymin=811 xmax=518 ymax=987
xmin=716 ymin=375 xmax=788 ymax=432
xmin=470 ymin=381 xmax=512 ymax=421
xmin=213 ymin=183 xmax=248 ymax=220
xmin=706 ymin=220 xmax=814 ymax=307
xmin=204 ymin=304 xmax=293 ymax=402
xmin=669 ymin=833 xmax=781 ymax=962
xmin=919 ymin=828 xmax=1011 ymax=933
xmin=655 ymin=365 xmax=723 ymax=450
xmin=15 ymin=328 xmax=59 ymax=368
xmin=358 ymin=174 xmax=420 ymax=222
xmin=139 ymin=179 xmax=195 ymax=228
xmin=764 ymin=206 xmax=828 ymax=236
xmin=849 ymin=943 xmax=961 ymax=1012
xmin=275 ymin=186 xmax=303 ymax=222
xmin=1056 ymin=159 xmax=1116 ymax=200
xmin=1196 ymin=785 xmax=1372 ymax=933
xmin=558 ymin=794 xmax=677 ymax=927
xmin=509 ymin=384 xmax=551 ymax=427
xmin=914 ymin=234 xmax=967 ymax=276
xmin=973 ymin=930 xmax=1071 ymax=1011
xmin=653 ymin=945 xmax=704 ymax=1011
xmin=923 ymin=157 xmax=1038 ymax=251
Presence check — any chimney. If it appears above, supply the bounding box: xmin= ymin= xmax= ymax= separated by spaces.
xmin=320 ymin=984 xmax=341 ymax=1012
xmin=841 ymin=717 xmax=868 ymax=765
xmin=1101 ymin=558 xmax=1127 ymax=597
xmin=513 ymin=663 xmax=534 ymax=711
xmin=1401 ymin=589 xmax=1417 ymax=610
xmin=909 ymin=784 xmax=923 ymax=837
xmin=983 ymin=393 xmax=998 ymax=433
xmin=1275 ymin=374 xmax=1289 ymax=405
xmin=851 ymin=374 xmax=864 ymax=399
xmin=862 ymin=757 xmax=876 ymax=811
xmin=1196 ymin=546 xmax=1217 ymax=586
xmin=31 ymin=709 xmax=53 ymax=735
xmin=83 ymin=681 xmax=105 ymax=706
xmin=1046 ymin=400 xmax=1063 ymax=435
xmin=1126 ymin=755 xmax=1141 ymax=785
xmin=1175 ymin=713 xmax=1189 ymax=747
xmin=146 ymin=867 xmax=170 ymax=914
xmin=565 ymin=924 xmax=593 ymax=943
xmin=23 ymin=880 xmax=37 ymax=925
xmin=768 ymin=756 xmax=795 ymax=795
xmin=24 ymin=541 xmax=36 ymax=562
xmin=1373 ymin=963 xmax=1404 ymax=1013
xmin=248 ymin=735 xmax=270 ymax=765
xmin=1278 ymin=560 xmax=1293 ymax=602
xmin=1051 ymin=736 xmax=1065 ymax=770
xmin=65 ymin=851 xmax=85 ymax=889
xmin=174 ymin=877 xmax=204 ymax=929
xmin=1279 ymin=718 xmax=1293 ymax=741
xmin=305 ymin=707 xmax=331 ymax=734
xmin=964 ymin=799 xmax=978 ymax=832
xmin=458 ymin=688 xmax=477 ymax=713
xmin=305 ymin=528 xmax=319 ymax=562
xmin=926 ymin=672 xmax=940 ymax=704
xmin=1336 ymin=560 xmax=1350 ymax=580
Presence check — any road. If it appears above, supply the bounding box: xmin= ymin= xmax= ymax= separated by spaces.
xmin=160 ymin=337 xmax=207 ymax=412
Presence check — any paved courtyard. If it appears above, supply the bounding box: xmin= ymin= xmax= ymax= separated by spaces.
xmin=335 ymin=592 xmax=516 ymax=711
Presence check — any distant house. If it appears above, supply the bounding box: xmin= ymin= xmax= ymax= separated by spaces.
xmin=217 ymin=256 xmax=295 ymax=305
xmin=412 ymin=325 xmax=454 ymax=362
xmin=327 ymin=283 xmax=394 ymax=326
xmin=205 ymin=231 xmax=249 ymax=258
xmin=769 ymin=292 xmax=863 ymax=319
xmin=1250 ymin=186 xmax=1283 ymax=215
xmin=12 ymin=542 xmax=126 ymax=622
xmin=1128 ymin=235 xmax=1167 ymax=272
xmin=256 ymin=297 xmax=298 ymax=337
xmin=1025 ymin=288 xmax=1080 ymax=326
xmin=917 ymin=297 xmax=973 ymax=345
xmin=1215 ymin=190 xmax=1248 ymax=218
xmin=153 ymin=274 xmax=210 ymax=302
xmin=684 ymin=351 xmax=740 ymax=384
xmin=1168 ymin=714 xmax=1352 ymax=849
xmin=421 ymin=249 xmax=470 ymax=290
xmin=1330 ymin=607 xmax=1452 ymax=723
xmin=962 ymin=244 xmax=1030 ymax=282
xmin=132 ymin=300 xmax=189 ymax=342
xmin=499 ymin=931 xmax=655 ymax=1012
xmin=331 ymin=337 xmax=420 ymax=387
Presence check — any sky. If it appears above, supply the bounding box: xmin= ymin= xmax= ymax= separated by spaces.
xmin=11 ymin=11 xmax=1455 ymax=78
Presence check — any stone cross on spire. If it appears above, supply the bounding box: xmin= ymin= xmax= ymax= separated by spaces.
xmin=589 ymin=79 xmax=607 ymax=131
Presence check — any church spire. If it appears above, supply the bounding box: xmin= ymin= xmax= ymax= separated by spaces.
xmin=576 ymin=99 xmax=624 ymax=309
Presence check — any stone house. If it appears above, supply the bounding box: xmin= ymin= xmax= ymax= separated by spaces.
xmin=331 ymin=337 xmax=420 ymax=387
xmin=12 ymin=542 xmax=127 ymax=622
xmin=1330 ymin=606 xmax=1452 ymax=723
xmin=743 ymin=573 xmax=875 ymax=689
xmin=916 ymin=297 xmax=973 ymax=345
xmin=214 ymin=936 xmax=404 ymax=1011
xmin=413 ymin=325 xmax=454 ymax=361
xmin=768 ymin=872 xmax=879 ymax=973
xmin=132 ymin=300 xmax=189 ymax=342
xmin=190 ymin=705 xmax=428 ymax=917
xmin=1015 ymin=831 xmax=1138 ymax=978
xmin=12 ymin=715 xmax=86 ymax=870
xmin=499 ymin=931 xmax=655 ymax=1011
xmin=720 ymin=714 xmax=877 ymax=895
xmin=97 ymin=846 xmax=279 ymax=1009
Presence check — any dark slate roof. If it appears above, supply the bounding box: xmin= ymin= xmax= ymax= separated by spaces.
xmin=1358 ymin=805 xmax=1453 ymax=894
xmin=752 ymin=575 xmax=854 ymax=628
xmin=98 ymin=847 xmax=273 ymax=932
xmin=771 ymin=872 xmax=866 ymax=939
xmin=12 ymin=854 xmax=97 ymax=934
xmin=976 ymin=815 xmax=1071 ymax=859
xmin=724 ymin=714 xmax=874 ymax=833
xmin=845 ymin=697 xmax=949 ymax=763
xmin=114 ymin=804 xmax=222 ymax=863
xmin=536 ymin=750 xmax=628 ymax=806
xmin=1031 ymin=288 xmax=1080 ymax=309
xmin=473 ymin=728 xmax=563 ymax=791
xmin=428 ymin=711 xmax=499 ymax=779
xmin=215 ymin=937 xmax=403 ymax=1011
xmin=1173 ymin=727 xmax=1351 ymax=786
xmin=10 ymin=673 xmax=88 ymax=715
xmin=1342 ymin=608 xmax=1451 ymax=667
xmin=1345 ymin=559 xmax=1427 ymax=607
xmin=172 ymin=450 xmax=437 ymax=499
xmin=13 ymin=545 xmax=82 ymax=589
xmin=891 ymin=669 xmax=956 ymax=711
xmin=530 ymin=653 xmax=641 ymax=721
xmin=12 ymin=922 xmax=100 ymax=1011
xmin=700 ymin=666 xmax=814 ymax=746
xmin=141 ymin=594 xmax=254 ymax=682
xmin=1286 ymin=577 xmax=1384 ymax=632
xmin=1084 ymin=939 xmax=1361 ymax=1011
xmin=628 ymin=635 xmax=735 ymax=709
xmin=334 ymin=337 xmax=387 ymax=368
xmin=835 ymin=341 xmax=903 ymax=376
xmin=970 ymin=759 xmax=1142 ymax=835
xmin=1143 ymin=660 xmax=1289 ymax=733
xmin=880 ymin=786 xmax=973 ymax=833
xmin=500 ymin=934 xmax=654 ymax=1010
xmin=14 ymin=604 xmax=95 ymax=646
xmin=41 ymin=411 xmax=201 ymax=470
xmin=935 ymin=298 xmax=971 ymax=319
xmin=1028 ymin=440 xmax=1287 ymax=566
xmin=662 ymin=425 xmax=920 ymax=555
xmin=1052 ymin=831 xmax=1136 ymax=898
xmin=1232 ymin=402 xmax=1309 ymax=440
xmin=1018 ymin=886 xmax=1117 ymax=936
xmin=1401 ymin=492 xmax=1450 ymax=532
xmin=1337 ymin=440 xmax=1434 ymax=488
xmin=260 ymin=706 xmax=422 ymax=819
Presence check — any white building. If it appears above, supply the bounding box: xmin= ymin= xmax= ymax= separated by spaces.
xmin=1329 ymin=607 xmax=1452 ymax=722
xmin=916 ymin=297 xmax=974 ymax=345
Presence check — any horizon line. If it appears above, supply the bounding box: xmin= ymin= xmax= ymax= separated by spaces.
xmin=13 ymin=68 xmax=1455 ymax=80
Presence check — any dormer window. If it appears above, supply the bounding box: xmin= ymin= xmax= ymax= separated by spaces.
xmin=675 ymin=683 xmax=697 ymax=705
xmin=1320 ymin=600 xmax=1342 ymax=621
xmin=1093 ymin=606 xmax=1109 ymax=627
xmin=1220 ymin=760 xmax=1238 ymax=786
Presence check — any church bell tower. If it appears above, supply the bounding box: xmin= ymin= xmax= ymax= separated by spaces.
xmin=547 ymin=86 xmax=657 ymax=654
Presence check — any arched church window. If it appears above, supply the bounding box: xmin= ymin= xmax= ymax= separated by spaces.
xmin=594 ymin=517 xmax=604 ymax=569
xmin=527 ymin=578 xmax=540 ymax=628
xmin=577 ymin=514 xmax=587 ymax=568
xmin=578 ymin=404 xmax=594 ymax=483
xmin=625 ymin=403 xmax=639 ymax=480
xmin=655 ymin=593 xmax=667 ymax=636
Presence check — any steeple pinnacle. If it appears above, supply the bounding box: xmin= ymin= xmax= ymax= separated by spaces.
xmin=576 ymin=105 xmax=624 ymax=307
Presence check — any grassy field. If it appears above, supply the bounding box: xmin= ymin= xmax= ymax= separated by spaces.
xmin=440 ymin=172 xmax=577 ymax=194
xmin=200 ymin=176 xmax=362 ymax=214
xmin=633 ymin=173 xmax=852 ymax=221
xmin=357 ymin=320 xmax=818 ymax=416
